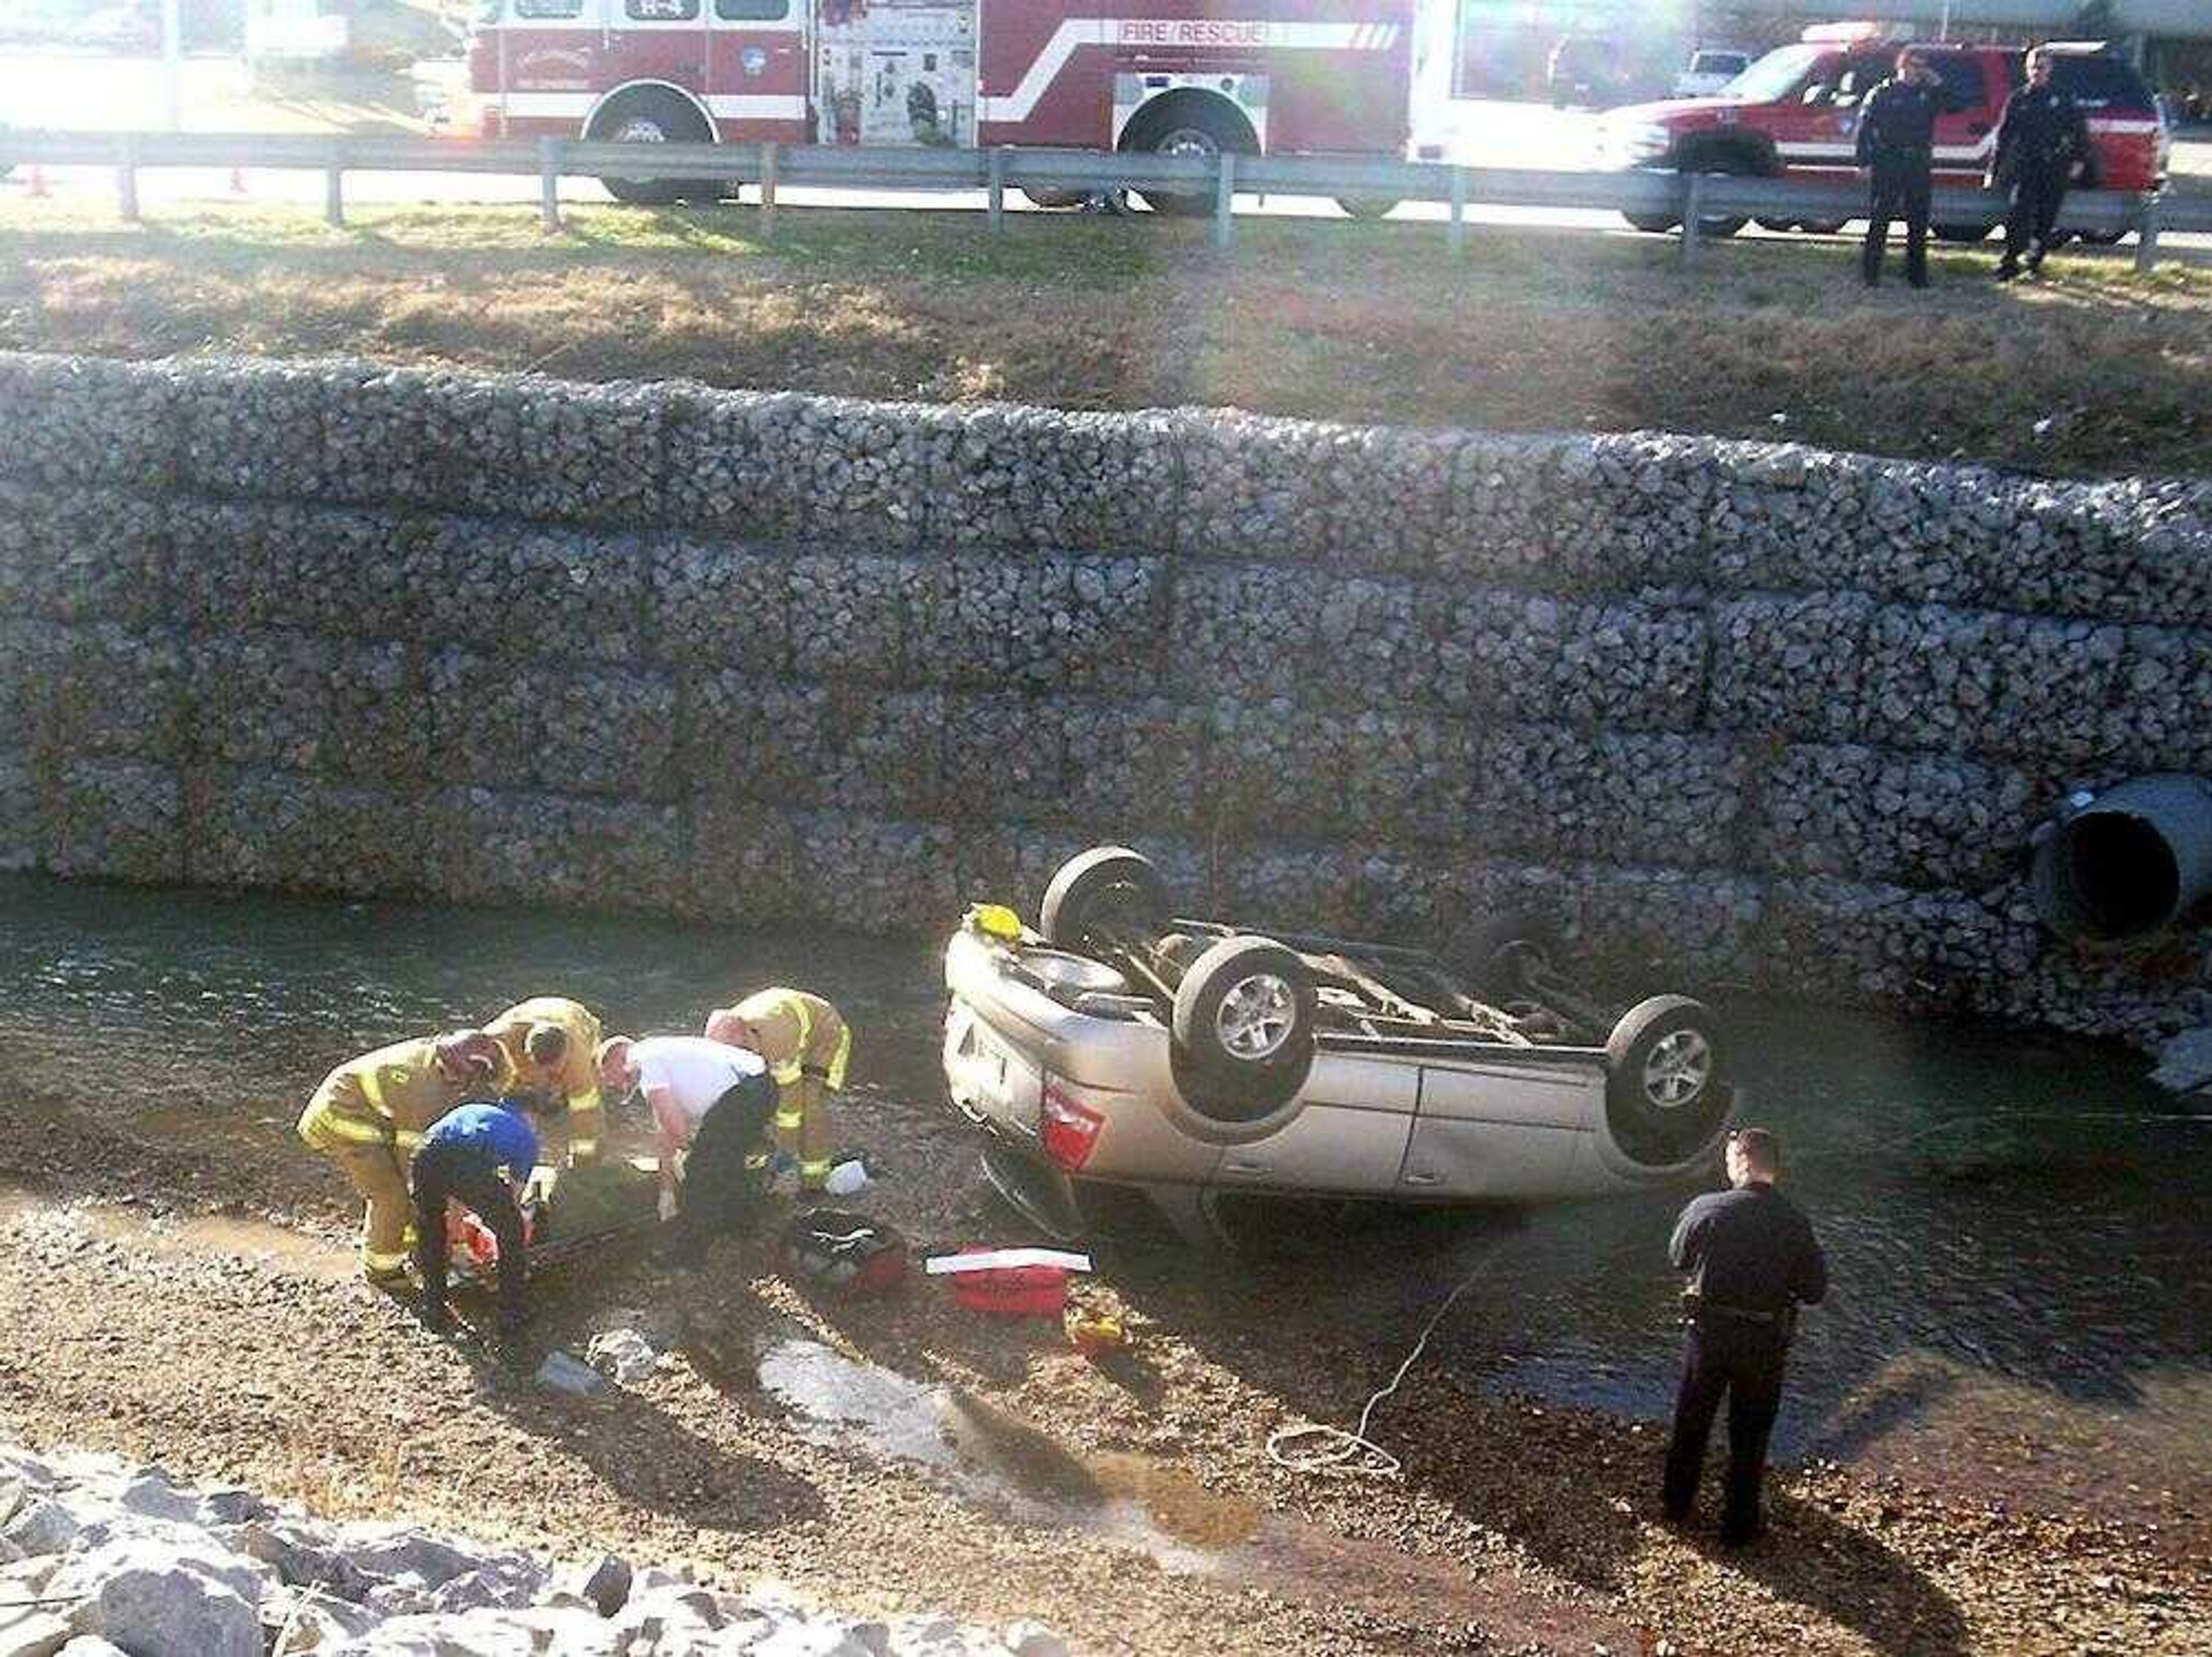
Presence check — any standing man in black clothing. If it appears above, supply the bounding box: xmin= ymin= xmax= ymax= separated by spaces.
xmin=1855 ymin=47 xmax=1953 ymax=288
xmin=1991 ymin=48 xmax=2093 ymax=281
xmin=1661 ymin=1126 xmax=1827 ymax=1545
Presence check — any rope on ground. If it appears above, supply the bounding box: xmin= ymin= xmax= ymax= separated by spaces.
xmin=1265 ymin=1257 xmax=1494 ymax=1479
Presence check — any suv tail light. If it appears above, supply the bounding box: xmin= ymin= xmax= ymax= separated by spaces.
xmin=1040 ymin=1083 xmax=1105 ymax=1171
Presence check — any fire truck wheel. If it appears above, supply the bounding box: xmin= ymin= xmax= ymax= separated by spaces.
xmin=1934 ymin=222 xmax=1996 ymax=244
xmin=1336 ymin=197 xmax=1399 ymax=221
xmin=590 ymin=90 xmax=712 ymax=207
xmin=1022 ymin=188 xmax=1089 ymax=209
xmin=1623 ymin=212 xmax=1680 ymax=234
xmin=1122 ymin=95 xmax=1256 ymax=218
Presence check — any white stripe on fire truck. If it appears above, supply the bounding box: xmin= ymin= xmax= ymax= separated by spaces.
xmin=503 ymin=90 xmax=805 ymax=122
xmin=982 ymin=18 xmax=1398 ymax=128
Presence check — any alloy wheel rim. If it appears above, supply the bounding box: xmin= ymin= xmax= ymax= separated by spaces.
xmin=1642 ymin=1029 xmax=1711 ymax=1110
xmin=1215 ymin=972 xmax=1296 ymax=1061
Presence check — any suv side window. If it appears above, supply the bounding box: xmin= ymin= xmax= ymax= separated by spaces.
xmin=1835 ymin=55 xmax=1889 ymax=105
xmin=2050 ymin=55 xmax=2154 ymax=111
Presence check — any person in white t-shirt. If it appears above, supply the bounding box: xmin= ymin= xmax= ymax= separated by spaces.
xmin=596 ymin=1034 xmax=776 ymax=1267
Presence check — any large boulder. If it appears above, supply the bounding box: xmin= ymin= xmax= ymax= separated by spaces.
xmin=257 ymin=1586 xmax=382 ymax=1653
xmin=323 ymin=1605 xmax=622 ymax=1656
xmin=0 ymin=1605 xmax=71 ymax=1657
xmin=114 ymin=1469 xmax=266 ymax=1529
xmin=1 ymin=1501 xmax=79 ymax=1558
xmin=551 ymin=1553 xmax=630 ymax=1618
xmin=219 ymin=1518 xmax=369 ymax=1597
xmin=427 ymin=1556 xmax=548 ymax=1617
xmin=47 ymin=1534 xmax=266 ymax=1657
xmin=331 ymin=1526 xmax=491 ymax=1591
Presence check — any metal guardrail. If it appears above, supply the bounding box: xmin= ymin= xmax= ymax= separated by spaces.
xmin=3 ymin=127 xmax=2207 ymax=271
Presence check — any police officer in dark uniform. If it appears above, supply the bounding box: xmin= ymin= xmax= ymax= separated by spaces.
xmin=1661 ymin=1126 xmax=1827 ymax=1545
xmin=1854 ymin=47 xmax=1958 ymax=288
xmin=1991 ymin=47 xmax=2094 ymax=281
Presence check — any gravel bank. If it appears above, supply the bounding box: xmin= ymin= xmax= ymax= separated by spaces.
xmin=0 ymin=1091 xmax=2204 ymax=1657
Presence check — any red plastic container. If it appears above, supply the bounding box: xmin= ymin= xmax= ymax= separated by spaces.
xmin=946 ymin=1248 xmax=1070 ymax=1316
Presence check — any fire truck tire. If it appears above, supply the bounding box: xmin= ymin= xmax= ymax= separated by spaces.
xmin=1623 ymin=212 xmax=1681 ymax=233
xmin=1120 ymin=94 xmax=1256 ymax=218
xmin=590 ymin=90 xmax=713 ymax=206
xmin=1022 ymin=188 xmax=1089 ymax=209
xmin=1336 ymin=196 xmax=1399 ymax=220
xmin=1797 ymin=218 xmax=1849 ymax=236
xmin=1934 ymin=222 xmax=1996 ymax=243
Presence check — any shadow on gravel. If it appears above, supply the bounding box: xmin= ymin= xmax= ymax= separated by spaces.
xmin=478 ymin=1357 xmax=827 ymax=1537
xmin=1705 ymin=1496 xmax=1971 ymax=1657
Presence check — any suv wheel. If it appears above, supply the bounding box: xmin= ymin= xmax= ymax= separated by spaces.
xmin=1040 ymin=846 xmax=1169 ymax=951
xmin=1604 ymin=996 xmax=1732 ymax=1167
xmin=1171 ymin=936 xmax=1317 ymax=1122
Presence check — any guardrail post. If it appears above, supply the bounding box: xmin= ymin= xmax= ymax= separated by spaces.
xmin=537 ymin=137 xmax=562 ymax=234
xmin=1448 ymin=165 xmax=1466 ymax=258
xmin=2133 ymin=194 xmax=2162 ymax=275
xmin=115 ymin=131 xmax=140 ymax=224
xmin=987 ymin=145 xmax=1006 ymax=233
xmin=323 ymin=138 xmax=345 ymax=229
xmin=1679 ymin=173 xmax=1706 ymax=268
xmin=1213 ymin=150 xmax=1234 ymax=251
xmin=761 ymin=141 xmax=779 ymax=239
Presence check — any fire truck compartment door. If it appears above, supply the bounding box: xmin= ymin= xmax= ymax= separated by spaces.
xmin=813 ymin=0 xmax=978 ymax=147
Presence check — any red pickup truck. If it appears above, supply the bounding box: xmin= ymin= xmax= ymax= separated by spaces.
xmin=1598 ymin=28 xmax=2170 ymax=242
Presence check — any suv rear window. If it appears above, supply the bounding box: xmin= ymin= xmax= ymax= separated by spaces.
xmin=2048 ymin=55 xmax=2154 ymax=111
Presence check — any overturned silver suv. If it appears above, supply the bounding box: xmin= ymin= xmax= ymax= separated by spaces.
xmin=944 ymin=846 xmax=1737 ymax=1245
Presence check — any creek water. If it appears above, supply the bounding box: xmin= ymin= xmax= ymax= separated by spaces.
xmin=2 ymin=872 xmax=2206 ymax=1512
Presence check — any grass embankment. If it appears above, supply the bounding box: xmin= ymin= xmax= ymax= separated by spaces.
xmin=1 ymin=196 xmax=2207 ymax=474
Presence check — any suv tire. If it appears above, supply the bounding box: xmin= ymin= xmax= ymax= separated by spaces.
xmin=1604 ymin=996 xmax=1731 ymax=1167
xmin=1171 ymin=936 xmax=1317 ymax=1121
xmin=1040 ymin=846 xmax=1169 ymax=951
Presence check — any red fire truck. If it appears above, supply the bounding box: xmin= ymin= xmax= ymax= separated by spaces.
xmin=451 ymin=0 xmax=1416 ymax=211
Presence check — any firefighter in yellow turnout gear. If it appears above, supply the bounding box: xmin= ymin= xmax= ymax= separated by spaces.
xmin=482 ymin=996 xmax=604 ymax=1164
xmin=706 ymin=989 xmax=850 ymax=1193
xmin=297 ymin=1033 xmax=499 ymax=1283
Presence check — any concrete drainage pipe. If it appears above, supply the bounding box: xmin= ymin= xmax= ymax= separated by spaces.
xmin=2031 ymin=774 xmax=2212 ymax=946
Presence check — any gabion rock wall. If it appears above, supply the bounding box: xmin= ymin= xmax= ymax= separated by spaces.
xmin=1 ymin=351 xmax=2207 ymax=1047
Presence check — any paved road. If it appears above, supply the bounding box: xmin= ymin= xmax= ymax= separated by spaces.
xmin=5 ymin=50 xmax=2205 ymax=258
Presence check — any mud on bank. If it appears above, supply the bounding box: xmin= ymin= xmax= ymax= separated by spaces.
xmin=2 ymin=1077 xmax=2206 ymax=1657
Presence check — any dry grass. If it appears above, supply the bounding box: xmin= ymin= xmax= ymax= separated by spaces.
xmin=2 ymin=196 xmax=2207 ymax=475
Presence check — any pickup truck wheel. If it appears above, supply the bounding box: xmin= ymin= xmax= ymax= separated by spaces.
xmin=1040 ymin=846 xmax=1169 ymax=951
xmin=1623 ymin=211 xmax=1681 ymax=233
xmin=1171 ymin=936 xmax=1317 ymax=1121
xmin=1605 ymin=996 xmax=1732 ymax=1167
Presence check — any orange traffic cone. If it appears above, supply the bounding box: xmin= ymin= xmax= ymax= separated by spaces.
xmin=25 ymin=163 xmax=48 ymax=198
